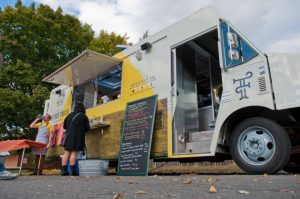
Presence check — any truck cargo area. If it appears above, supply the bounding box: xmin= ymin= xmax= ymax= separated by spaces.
xmin=173 ymin=28 xmax=222 ymax=155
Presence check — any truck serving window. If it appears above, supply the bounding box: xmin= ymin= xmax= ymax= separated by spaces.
xmin=220 ymin=22 xmax=258 ymax=69
xmin=42 ymin=50 xmax=123 ymax=109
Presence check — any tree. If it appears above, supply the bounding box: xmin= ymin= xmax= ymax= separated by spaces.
xmin=0 ymin=1 xmax=94 ymax=140
xmin=89 ymin=30 xmax=128 ymax=56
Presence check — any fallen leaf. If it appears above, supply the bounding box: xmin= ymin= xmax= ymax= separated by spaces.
xmin=252 ymin=179 xmax=258 ymax=182
xmin=280 ymin=189 xmax=292 ymax=192
xmin=113 ymin=193 xmax=124 ymax=199
xmin=135 ymin=191 xmax=147 ymax=194
xmin=128 ymin=181 xmax=137 ymax=184
xmin=183 ymin=179 xmax=192 ymax=184
xmin=238 ymin=190 xmax=250 ymax=195
xmin=209 ymin=185 xmax=217 ymax=193
xmin=165 ymin=194 xmax=177 ymax=197
xmin=207 ymin=178 xmax=214 ymax=185
xmin=116 ymin=177 xmax=123 ymax=180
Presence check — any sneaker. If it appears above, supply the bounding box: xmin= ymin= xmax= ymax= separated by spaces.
xmin=0 ymin=170 xmax=18 ymax=180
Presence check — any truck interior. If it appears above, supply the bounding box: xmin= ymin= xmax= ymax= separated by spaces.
xmin=172 ymin=28 xmax=222 ymax=155
xmin=75 ymin=64 xmax=122 ymax=109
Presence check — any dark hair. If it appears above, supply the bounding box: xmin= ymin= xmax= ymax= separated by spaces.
xmin=74 ymin=103 xmax=86 ymax=114
xmin=45 ymin=114 xmax=52 ymax=119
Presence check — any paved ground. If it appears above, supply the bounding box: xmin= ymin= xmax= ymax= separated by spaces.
xmin=0 ymin=174 xmax=299 ymax=199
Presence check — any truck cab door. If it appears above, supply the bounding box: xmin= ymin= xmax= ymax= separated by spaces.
xmin=217 ymin=20 xmax=275 ymax=124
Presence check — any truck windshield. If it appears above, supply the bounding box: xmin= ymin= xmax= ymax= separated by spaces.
xmin=220 ymin=22 xmax=258 ymax=69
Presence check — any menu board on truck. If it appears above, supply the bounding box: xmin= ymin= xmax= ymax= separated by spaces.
xmin=117 ymin=95 xmax=158 ymax=176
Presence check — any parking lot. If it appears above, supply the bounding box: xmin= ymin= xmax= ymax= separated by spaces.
xmin=1 ymin=173 xmax=299 ymax=199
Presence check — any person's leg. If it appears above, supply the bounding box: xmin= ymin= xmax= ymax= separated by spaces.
xmin=0 ymin=156 xmax=18 ymax=179
xmin=61 ymin=150 xmax=71 ymax=176
xmin=37 ymin=156 xmax=45 ymax=175
xmin=69 ymin=151 xmax=78 ymax=165
xmin=30 ymin=155 xmax=40 ymax=175
xmin=70 ymin=151 xmax=78 ymax=176
xmin=0 ymin=162 xmax=5 ymax=172
xmin=62 ymin=150 xmax=71 ymax=166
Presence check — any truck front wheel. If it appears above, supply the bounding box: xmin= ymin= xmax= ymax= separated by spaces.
xmin=230 ymin=117 xmax=291 ymax=174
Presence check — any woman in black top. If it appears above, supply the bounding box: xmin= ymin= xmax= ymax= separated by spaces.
xmin=61 ymin=104 xmax=90 ymax=176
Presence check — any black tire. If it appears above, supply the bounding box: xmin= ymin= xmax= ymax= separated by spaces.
xmin=230 ymin=117 xmax=291 ymax=174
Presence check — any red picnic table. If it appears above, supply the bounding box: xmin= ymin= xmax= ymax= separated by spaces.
xmin=0 ymin=140 xmax=47 ymax=175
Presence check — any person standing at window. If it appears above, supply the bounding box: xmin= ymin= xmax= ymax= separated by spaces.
xmin=61 ymin=104 xmax=90 ymax=176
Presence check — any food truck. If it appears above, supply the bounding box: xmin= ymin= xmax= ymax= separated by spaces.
xmin=43 ymin=7 xmax=300 ymax=174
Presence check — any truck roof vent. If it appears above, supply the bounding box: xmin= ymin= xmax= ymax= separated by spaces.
xmin=258 ymin=76 xmax=267 ymax=94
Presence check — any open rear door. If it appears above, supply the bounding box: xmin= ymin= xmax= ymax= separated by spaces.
xmin=43 ymin=50 xmax=122 ymax=86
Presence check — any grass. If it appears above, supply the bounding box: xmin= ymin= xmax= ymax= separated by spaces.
xmin=8 ymin=162 xmax=242 ymax=175
xmin=148 ymin=164 xmax=242 ymax=174
xmin=7 ymin=169 xmax=61 ymax=175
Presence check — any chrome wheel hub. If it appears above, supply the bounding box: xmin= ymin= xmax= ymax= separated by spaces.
xmin=238 ymin=127 xmax=275 ymax=165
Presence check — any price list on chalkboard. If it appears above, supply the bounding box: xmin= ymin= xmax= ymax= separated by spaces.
xmin=117 ymin=95 xmax=158 ymax=176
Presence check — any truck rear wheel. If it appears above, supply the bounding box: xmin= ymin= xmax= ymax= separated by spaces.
xmin=230 ymin=117 xmax=291 ymax=174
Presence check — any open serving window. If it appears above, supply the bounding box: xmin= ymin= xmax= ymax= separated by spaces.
xmin=43 ymin=50 xmax=123 ymax=109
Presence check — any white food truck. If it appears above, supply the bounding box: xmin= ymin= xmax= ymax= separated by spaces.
xmin=43 ymin=7 xmax=300 ymax=174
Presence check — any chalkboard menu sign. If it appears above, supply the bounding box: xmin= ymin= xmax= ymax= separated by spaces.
xmin=117 ymin=95 xmax=158 ymax=176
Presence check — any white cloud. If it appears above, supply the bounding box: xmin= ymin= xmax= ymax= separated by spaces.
xmin=267 ymin=34 xmax=300 ymax=53
xmin=35 ymin=0 xmax=300 ymax=53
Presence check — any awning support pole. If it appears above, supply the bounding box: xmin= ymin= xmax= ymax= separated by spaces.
xmin=18 ymin=148 xmax=25 ymax=175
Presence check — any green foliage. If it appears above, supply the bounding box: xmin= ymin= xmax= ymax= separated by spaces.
xmin=0 ymin=2 xmax=129 ymax=140
xmin=89 ymin=30 xmax=128 ymax=56
xmin=0 ymin=2 xmax=94 ymax=140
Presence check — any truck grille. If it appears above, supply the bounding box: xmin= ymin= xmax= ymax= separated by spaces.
xmin=258 ymin=76 xmax=267 ymax=94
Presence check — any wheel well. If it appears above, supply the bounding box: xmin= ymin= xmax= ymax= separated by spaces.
xmin=290 ymin=107 xmax=300 ymax=121
xmin=220 ymin=106 xmax=295 ymax=146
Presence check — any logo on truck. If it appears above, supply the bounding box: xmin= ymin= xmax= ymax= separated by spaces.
xmin=233 ymin=71 xmax=253 ymax=100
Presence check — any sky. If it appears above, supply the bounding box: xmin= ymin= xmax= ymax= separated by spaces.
xmin=1 ymin=0 xmax=300 ymax=53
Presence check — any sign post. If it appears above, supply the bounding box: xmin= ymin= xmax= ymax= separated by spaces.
xmin=117 ymin=95 xmax=158 ymax=176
